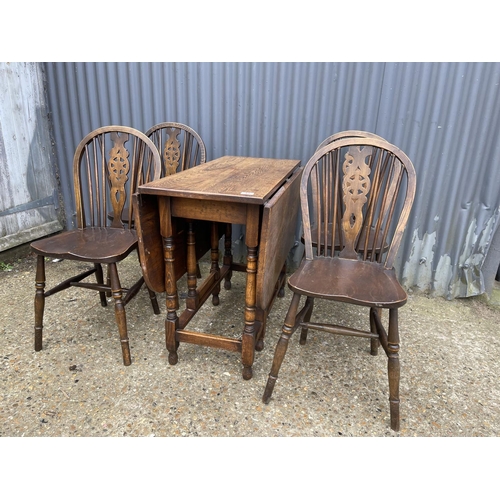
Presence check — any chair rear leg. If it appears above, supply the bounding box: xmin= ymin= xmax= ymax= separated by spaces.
xmin=106 ymin=264 xmax=112 ymax=298
xmin=299 ymin=297 xmax=314 ymax=345
xmin=95 ymin=263 xmax=108 ymax=307
xmin=263 ymin=292 xmax=301 ymax=404
xmin=105 ymin=264 xmax=112 ymax=297
xmin=34 ymin=255 xmax=46 ymax=352
xmin=277 ymin=263 xmax=286 ymax=298
xmin=210 ymin=222 xmax=221 ymax=306
xmin=108 ymin=262 xmax=131 ymax=366
xmin=147 ymin=286 xmax=161 ymax=314
xmin=387 ymin=308 xmax=400 ymax=431
xmin=136 ymin=251 xmax=160 ymax=314
xmin=370 ymin=307 xmax=381 ymax=355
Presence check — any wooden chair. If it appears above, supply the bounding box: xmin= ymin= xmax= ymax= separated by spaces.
xmin=145 ymin=122 xmax=232 ymax=298
xmin=30 ymin=126 xmax=162 ymax=366
xmin=145 ymin=121 xmax=206 ymax=175
xmin=262 ymin=136 xmax=416 ymax=431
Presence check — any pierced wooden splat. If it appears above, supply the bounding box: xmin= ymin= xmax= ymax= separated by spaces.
xmin=339 ymin=145 xmax=372 ymax=259
xmin=163 ymin=127 xmax=182 ymax=175
xmin=108 ymin=132 xmax=130 ymax=228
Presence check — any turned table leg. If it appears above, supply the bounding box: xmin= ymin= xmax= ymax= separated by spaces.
xmin=241 ymin=205 xmax=260 ymax=380
xmin=242 ymin=245 xmax=257 ymax=380
xmin=164 ymin=233 xmax=180 ymax=365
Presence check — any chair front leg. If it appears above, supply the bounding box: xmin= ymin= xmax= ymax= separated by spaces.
xmin=262 ymin=292 xmax=301 ymax=404
xmin=34 ymin=255 xmax=46 ymax=352
xmin=109 ymin=262 xmax=131 ymax=366
xmin=387 ymin=308 xmax=400 ymax=431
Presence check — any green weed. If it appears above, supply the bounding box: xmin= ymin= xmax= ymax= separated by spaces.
xmin=0 ymin=261 xmax=13 ymax=271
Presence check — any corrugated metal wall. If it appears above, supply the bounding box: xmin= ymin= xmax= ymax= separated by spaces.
xmin=43 ymin=62 xmax=500 ymax=299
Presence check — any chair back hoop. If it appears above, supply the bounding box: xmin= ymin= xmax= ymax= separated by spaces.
xmin=301 ymin=137 xmax=416 ymax=269
xmin=309 ymin=132 xmax=389 ymax=229
xmin=315 ymin=130 xmax=388 ymax=151
xmin=72 ymin=126 xmax=161 ymax=229
xmin=145 ymin=122 xmax=206 ymax=176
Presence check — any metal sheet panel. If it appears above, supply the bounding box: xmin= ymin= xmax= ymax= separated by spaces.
xmin=375 ymin=63 xmax=500 ymax=298
xmin=43 ymin=62 xmax=500 ymax=298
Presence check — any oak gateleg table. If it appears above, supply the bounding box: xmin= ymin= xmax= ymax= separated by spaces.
xmin=134 ymin=156 xmax=302 ymax=379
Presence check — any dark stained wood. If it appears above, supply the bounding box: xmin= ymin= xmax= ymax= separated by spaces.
xmin=288 ymin=258 xmax=407 ymax=307
xmin=31 ymin=227 xmax=138 ymax=263
xmin=305 ymin=223 xmax=388 ymax=254
xmin=306 ymin=131 xmax=390 ymax=254
xmin=145 ymin=121 xmax=228 ymax=286
xmin=177 ymin=330 xmax=242 ymax=352
xmin=134 ymin=191 xmax=224 ymax=292
xmin=170 ymin=198 xmax=248 ymax=224
xmin=262 ymin=133 xmax=416 ymax=432
xmin=30 ymin=126 xmax=162 ymax=366
xmin=181 ymin=221 xmax=222 ymax=281
xmin=138 ymin=156 xmax=300 ymax=204
xmin=256 ymin=166 xmax=302 ymax=310
xmin=108 ymin=122 xmax=207 ymax=226
xmin=145 ymin=121 xmax=206 ymax=175
xmin=133 ymin=193 xmax=165 ymax=293
xmin=34 ymin=255 xmax=45 ymax=352
xmin=137 ymin=156 xmax=301 ymax=379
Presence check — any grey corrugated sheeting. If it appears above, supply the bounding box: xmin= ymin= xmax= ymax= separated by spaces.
xmin=375 ymin=63 xmax=500 ymax=299
xmin=43 ymin=62 xmax=500 ymax=299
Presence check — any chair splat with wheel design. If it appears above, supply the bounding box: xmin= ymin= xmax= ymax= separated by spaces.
xmin=30 ymin=126 xmax=162 ymax=366
xmin=145 ymin=122 xmax=232 ymax=298
xmin=262 ymin=134 xmax=416 ymax=431
xmin=305 ymin=130 xmax=390 ymax=255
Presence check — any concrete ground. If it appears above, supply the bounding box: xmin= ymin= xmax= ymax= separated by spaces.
xmin=1 ymin=249 xmax=499 ymax=438
xmin=1 ymin=248 xmax=498 ymax=496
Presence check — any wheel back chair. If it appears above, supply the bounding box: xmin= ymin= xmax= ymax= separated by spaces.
xmin=262 ymin=134 xmax=416 ymax=431
xmin=31 ymin=126 xmax=162 ymax=366
xmin=144 ymin=122 xmax=232 ymax=300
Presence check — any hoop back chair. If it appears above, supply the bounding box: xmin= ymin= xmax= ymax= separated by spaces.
xmin=31 ymin=126 xmax=162 ymax=366
xmin=145 ymin=122 xmax=231 ymax=299
xmin=145 ymin=121 xmax=206 ymax=175
xmin=262 ymin=135 xmax=416 ymax=431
